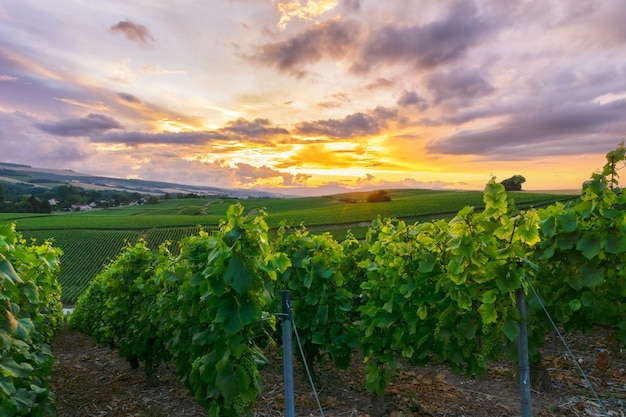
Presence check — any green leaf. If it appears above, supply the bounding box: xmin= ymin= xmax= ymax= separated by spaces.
xmin=223 ymin=226 xmax=243 ymax=247
xmin=317 ymin=305 xmax=328 ymax=323
xmin=0 ymin=358 xmax=33 ymax=378
xmin=605 ymin=233 xmax=626 ymax=254
xmin=416 ymin=305 xmax=427 ymax=320
xmin=216 ymin=299 xmax=241 ymax=335
xmin=579 ymin=265 xmax=604 ymax=288
xmin=418 ymin=253 xmax=437 ymax=273
xmin=456 ymin=291 xmax=472 ymax=310
xmin=478 ymin=303 xmax=497 ymax=324
xmin=568 ymin=299 xmax=582 ymax=311
xmin=22 ymin=281 xmax=39 ymax=304
xmin=228 ymin=258 xmax=254 ymax=294
xmin=458 ymin=317 xmax=476 ymax=339
xmin=0 ymin=259 xmax=22 ymax=285
xmin=303 ymin=272 xmax=313 ymax=289
xmin=237 ymin=296 xmax=260 ymax=327
xmin=270 ymin=252 xmax=291 ymax=273
xmin=559 ymin=212 xmax=578 ymax=233
xmin=495 ymin=269 xmax=522 ymax=293
xmin=503 ymin=319 xmax=520 ymax=341
xmin=540 ymin=216 xmax=557 ymax=238
xmin=0 ymin=376 xmax=15 ymax=396
xmin=216 ymin=366 xmax=250 ymax=400
xmin=482 ymin=290 xmax=497 ymax=305
xmin=576 ymin=231 xmax=604 ymax=259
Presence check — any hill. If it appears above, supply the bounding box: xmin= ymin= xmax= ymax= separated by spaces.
xmin=0 ymin=162 xmax=280 ymax=199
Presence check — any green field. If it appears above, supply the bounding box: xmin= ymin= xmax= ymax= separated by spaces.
xmin=3 ymin=189 xmax=578 ymax=304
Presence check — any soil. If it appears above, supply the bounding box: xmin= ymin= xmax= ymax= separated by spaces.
xmin=50 ymin=323 xmax=626 ymax=417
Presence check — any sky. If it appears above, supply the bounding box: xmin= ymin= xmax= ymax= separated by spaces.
xmin=1 ymin=0 xmax=625 ymax=196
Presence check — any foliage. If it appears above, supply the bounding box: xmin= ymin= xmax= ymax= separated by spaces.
xmin=274 ymin=226 xmax=358 ymax=374
xmin=356 ymin=180 xmax=543 ymax=395
xmin=0 ymin=223 xmax=63 ymax=416
xmin=67 ymin=145 xmax=626 ymax=412
xmin=501 ymin=175 xmax=526 ymax=191
xmin=533 ymin=142 xmax=626 ymax=344
xmin=71 ymin=205 xmax=290 ymax=416
xmin=366 ymin=190 xmax=392 ymax=203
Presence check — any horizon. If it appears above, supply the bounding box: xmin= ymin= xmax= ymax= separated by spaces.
xmin=1 ymin=1 xmax=625 ymax=197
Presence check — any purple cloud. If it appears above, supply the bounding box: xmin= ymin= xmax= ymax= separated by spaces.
xmin=295 ymin=107 xmax=397 ymax=138
xmin=36 ymin=113 xmax=123 ymax=137
xmin=109 ymin=19 xmax=155 ymax=47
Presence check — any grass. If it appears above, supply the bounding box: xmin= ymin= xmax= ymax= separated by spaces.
xmin=3 ymin=188 xmax=578 ymax=304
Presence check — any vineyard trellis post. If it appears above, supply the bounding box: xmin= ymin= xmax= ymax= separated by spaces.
xmin=516 ymin=287 xmax=532 ymax=417
xmin=282 ymin=290 xmax=296 ymax=417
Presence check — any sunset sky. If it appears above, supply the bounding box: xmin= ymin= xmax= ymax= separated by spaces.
xmin=1 ymin=0 xmax=625 ymax=196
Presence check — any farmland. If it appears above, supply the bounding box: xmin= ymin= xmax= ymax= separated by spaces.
xmin=2 ymin=188 xmax=576 ymax=304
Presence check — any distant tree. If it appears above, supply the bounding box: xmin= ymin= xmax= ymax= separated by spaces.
xmin=500 ymin=175 xmax=526 ymax=191
xmin=147 ymin=196 xmax=159 ymax=204
xmin=366 ymin=190 xmax=392 ymax=203
xmin=0 ymin=183 xmax=4 ymax=202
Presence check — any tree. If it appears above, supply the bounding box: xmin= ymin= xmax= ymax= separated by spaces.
xmin=367 ymin=190 xmax=392 ymax=203
xmin=500 ymin=175 xmax=525 ymax=191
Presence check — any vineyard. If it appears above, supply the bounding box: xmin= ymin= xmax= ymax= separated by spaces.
xmin=63 ymin=145 xmax=625 ymax=416
xmin=4 ymin=189 xmax=573 ymax=306
xmin=2 ymin=146 xmax=625 ymax=416
xmin=20 ymin=226 xmax=220 ymax=304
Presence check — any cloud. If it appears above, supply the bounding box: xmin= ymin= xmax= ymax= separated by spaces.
xmin=109 ymin=19 xmax=155 ymax=47
xmin=276 ymin=0 xmax=339 ymax=29
xmin=427 ymin=99 xmax=626 ymax=157
xmin=295 ymin=107 xmax=397 ymax=138
xmin=364 ymin=77 xmax=395 ymax=91
xmin=426 ymin=68 xmax=495 ymax=107
xmin=36 ymin=113 xmax=123 ymax=137
xmin=350 ymin=0 xmax=494 ymax=73
xmin=118 ymin=92 xmax=142 ymax=104
xmin=92 ymin=118 xmax=289 ymax=146
xmin=317 ymin=91 xmax=351 ymax=108
xmin=220 ymin=118 xmax=289 ymax=142
xmin=397 ymin=90 xmax=428 ymax=109
xmin=0 ymin=111 xmax=91 ymax=165
xmin=251 ymin=19 xmax=360 ymax=77
xmin=0 ymin=74 xmax=18 ymax=82
xmin=341 ymin=0 xmax=361 ymax=13
xmin=254 ymin=1 xmax=494 ymax=78
xmin=98 ymin=130 xmax=227 ymax=145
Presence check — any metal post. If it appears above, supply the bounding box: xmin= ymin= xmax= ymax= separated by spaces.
xmin=516 ymin=288 xmax=532 ymax=417
xmin=282 ymin=290 xmax=296 ymax=417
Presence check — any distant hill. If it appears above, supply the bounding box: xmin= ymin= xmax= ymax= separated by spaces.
xmin=0 ymin=162 xmax=280 ymax=198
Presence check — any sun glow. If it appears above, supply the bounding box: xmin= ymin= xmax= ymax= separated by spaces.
xmin=154 ymin=119 xmax=198 ymax=133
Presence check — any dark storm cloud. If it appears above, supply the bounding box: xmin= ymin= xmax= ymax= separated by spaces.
xmin=98 ymin=130 xmax=228 ymax=145
xmin=118 ymin=92 xmax=142 ymax=104
xmin=220 ymin=118 xmax=289 ymax=142
xmin=397 ymin=90 xmax=428 ymax=109
xmin=36 ymin=113 xmax=122 ymax=136
xmin=350 ymin=0 xmax=494 ymax=73
xmin=251 ymin=20 xmax=360 ymax=77
xmin=427 ymin=99 xmax=626 ymax=156
xmin=426 ymin=68 xmax=495 ymax=106
xmin=109 ymin=20 xmax=155 ymax=47
xmin=295 ymin=107 xmax=397 ymax=138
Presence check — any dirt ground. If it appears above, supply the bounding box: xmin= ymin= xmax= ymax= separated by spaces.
xmin=50 ymin=324 xmax=625 ymax=417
